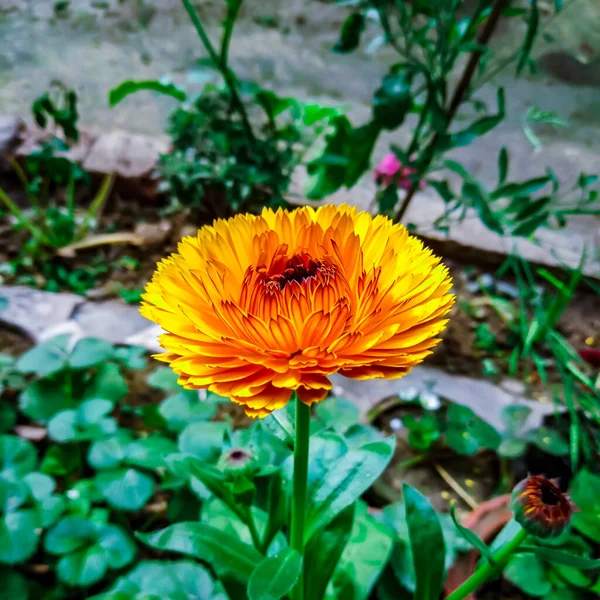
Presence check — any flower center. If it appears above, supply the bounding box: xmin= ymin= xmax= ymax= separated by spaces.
xmin=540 ymin=481 xmax=562 ymax=506
xmin=267 ymin=252 xmax=321 ymax=290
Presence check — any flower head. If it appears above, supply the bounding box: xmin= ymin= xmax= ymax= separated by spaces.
xmin=374 ymin=152 xmax=423 ymax=190
xmin=141 ymin=205 xmax=453 ymax=417
xmin=511 ymin=475 xmax=575 ymax=538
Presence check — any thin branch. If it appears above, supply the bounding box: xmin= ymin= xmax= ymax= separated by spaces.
xmin=393 ymin=0 xmax=510 ymax=224
xmin=180 ymin=0 xmax=255 ymax=143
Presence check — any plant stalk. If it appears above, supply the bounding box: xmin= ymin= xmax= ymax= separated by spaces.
xmin=291 ymin=396 xmax=310 ymax=600
xmin=393 ymin=0 xmax=509 ymax=224
xmin=179 ymin=0 xmax=255 ymax=143
xmin=445 ymin=527 xmax=528 ymax=600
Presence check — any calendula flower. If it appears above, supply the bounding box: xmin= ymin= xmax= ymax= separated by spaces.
xmin=511 ymin=475 xmax=575 ymax=538
xmin=141 ymin=205 xmax=453 ymax=417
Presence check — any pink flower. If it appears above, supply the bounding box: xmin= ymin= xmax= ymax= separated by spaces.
xmin=374 ymin=152 xmax=423 ymax=190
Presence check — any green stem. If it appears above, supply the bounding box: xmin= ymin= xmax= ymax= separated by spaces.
xmin=291 ymin=396 xmax=310 ymax=600
xmin=445 ymin=527 xmax=528 ymax=600
xmin=179 ymin=0 xmax=255 ymax=143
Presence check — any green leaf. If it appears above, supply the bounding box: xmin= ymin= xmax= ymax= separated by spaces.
xmin=518 ymin=545 xmax=600 ymax=569
xmin=304 ymin=504 xmax=355 ymax=600
xmin=333 ymin=13 xmax=365 ymax=53
xmin=505 ymin=552 xmax=551 ymax=596
xmin=462 ymin=182 xmax=503 ymax=235
xmin=0 ymin=402 xmax=16 ymax=434
xmin=446 ymin=88 xmax=505 ymax=148
xmin=501 ymin=405 xmax=531 ymax=434
xmin=0 ymin=568 xmax=28 ymax=600
xmin=0 ymin=477 xmax=28 ymax=513
xmin=0 ymin=510 xmax=39 ymax=564
xmin=41 ymin=444 xmax=81 ymax=477
xmin=325 ymin=502 xmax=395 ymax=600
xmin=450 ymin=504 xmax=494 ymax=563
xmin=446 ymin=405 xmax=501 ymax=455
xmin=98 ymin=524 xmax=136 ymax=569
xmin=15 ymin=335 xmax=69 ymax=376
xmin=19 ymin=379 xmax=71 ymax=423
xmin=570 ymin=469 xmax=600 ymax=542
xmin=91 ymin=560 xmax=220 ymax=600
xmin=45 ymin=517 xmax=98 ymax=555
xmin=315 ymin=397 xmax=359 ymax=432
xmin=498 ymin=147 xmax=509 ymax=185
xmin=95 ymin=468 xmax=154 ymax=511
xmin=490 ymin=177 xmax=550 ymax=200
xmin=69 ymin=338 xmax=114 ymax=369
xmin=262 ymin=402 xmax=295 ymax=445
xmin=83 ymin=363 xmax=128 ymax=403
xmin=248 ymin=548 xmax=302 ymax=600
xmin=517 ymin=0 xmax=539 ymax=75
xmin=37 ymin=495 xmax=66 ymax=528
xmin=57 ymin=545 xmax=108 ymax=586
xmin=147 ymin=367 xmax=180 ymax=391
xmin=403 ymin=484 xmax=445 ymax=600
xmin=23 ymin=472 xmax=55 ymax=501
xmin=343 ymin=123 xmax=380 ymax=188
xmin=88 ymin=431 xmax=133 ymax=470
xmin=304 ymin=436 xmax=395 ymax=542
xmin=159 ymin=390 xmax=217 ymax=432
xmin=527 ymin=427 xmax=569 ymax=456
xmin=137 ymin=523 xmax=263 ymax=583
xmin=112 ymin=346 xmax=147 ymax=370
xmin=0 ymin=436 xmax=36 ymax=479
xmin=178 ymin=421 xmax=229 ymax=462
xmin=373 ymin=68 xmax=414 ymax=130
xmin=497 ymin=438 xmax=528 ymax=458
xmin=125 ymin=435 xmax=178 ymax=470
xmin=255 ymin=90 xmax=296 ymax=122
xmin=109 ymin=80 xmax=186 ymax=106
xmin=511 ymin=212 xmax=549 ymax=238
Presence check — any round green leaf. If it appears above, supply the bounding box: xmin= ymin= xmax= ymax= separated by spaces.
xmin=125 ymin=436 xmax=178 ymax=470
xmin=41 ymin=445 xmax=81 ymax=477
xmin=89 ymin=432 xmax=133 ymax=470
xmin=315 ymin=397 xmax=359 ymax=431
xmin=79 ymin=399 xmax=114 ymax=425
xmin=96 ymin=469 xmax=154 ymax=511
xmin=0 ymin=510 xmax=39 ymax=564
xmin=147 ymin=367 xmax=179 ymax=391
xmin=69 ymin=338 xmax=114 ymax=369
xmin=0 ymin=477 xmax=28 ymax=513
xmin=37 ymin=495 xmax=66 ymax=528
xmin=528 ymin=427 xmax=569 ymax=456
xmin=24 ymin=472 xmax=55 ymax=501
xmin=83 ymin=363 xmax=128 ymax=403
xmin=0 ymin=436 xmax=36 ymax=479
xmin=15 ymin=335 xmax=69 ymax=376
xmin=57 ymin=545 xmax=108 ymax=587
xmin=159 ymin=391 xmax=217 ymax=432
xmin=98 ymin=524 xmax=136 ymax=569
xmin=45 ymin=517 xmax=98 ymax=555
xmin=248 ymin=549 xmax=302 ymax=600
xmin=178 ymin=422 xmax=229 ymax=462
xmin=498 ymin=437 xmax=528 ymax=458
xmin=19 ymin=379 xmax=71 ymax=423
xmin=47 ymin=410 xmax=78 ymax=442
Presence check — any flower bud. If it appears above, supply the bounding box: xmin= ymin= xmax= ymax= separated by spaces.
xmin=217 ymin=448 xmax=256 ymax=476
xmin=511 ymin=475 xmax=575 ymax=538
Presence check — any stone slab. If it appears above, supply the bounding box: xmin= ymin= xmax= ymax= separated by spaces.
xmin=0 ymin=286 xmax=83 ymax=341
xmin=331 ymin=367 xmax=555 ymax=433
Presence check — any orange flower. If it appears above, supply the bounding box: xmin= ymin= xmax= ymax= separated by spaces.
xmin=141 ymin=205 xmax=454 ymax=417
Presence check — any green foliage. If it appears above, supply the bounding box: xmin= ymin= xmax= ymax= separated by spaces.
xmin=0 ymin=84 xmax=113 ymax=293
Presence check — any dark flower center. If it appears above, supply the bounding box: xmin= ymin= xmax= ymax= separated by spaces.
xmin=540 ymin=480 xmax=562 ymax=506
xmin=270 ymin=253 xmax=320 ymax=290
xmin=229 ymin=449 xmax=248 ymax=462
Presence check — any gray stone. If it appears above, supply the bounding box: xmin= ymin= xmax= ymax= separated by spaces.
xmin=70 ymin=299 xmax=151 ymax=344
xmin=0 ymin=286 xmax=83 ymax=341
xmin=0 ymin=114 xmax=23 ymax=169
xmin=331 ymin=366 xmax=555 ymax=433
xmin=125 ymin=324 xmax=163 ymax=352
